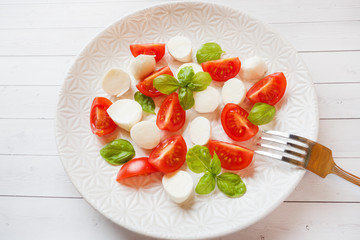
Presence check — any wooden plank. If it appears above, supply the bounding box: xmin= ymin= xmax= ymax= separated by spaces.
xmin=0 ymin=56 xmax=73 ymax=86
xmin=0 ymin=86 xmax=58 ymax=119
xmin=1 ymin=52 xmax=359 ymax=86
xmin=0 ymin=22 xmax=359 ymax=56
xmin=0 ymin=118 xmax=358 ymax=157
xmin=315 ymin=83 xmax=360 ymax=119
xmin=301 ymin=51 xmax=360 ymax=84
xmin=1 ymin=83 xmax=359 ymax=119
xmin=0 ymin=155 xmax=80 ymax=198
xmin=0 ymin=0 xmax=359 ymax=28
xmin=0 ymin=196 xmax=359 ymax=240
xmin=0 ymin=119 xmax=58 ymax=155
xmin=286 ymin=157 xmax=360 ymax=202
xmin=1 ymin=154 xmax=359 ymax=201
xmin=318 ymin=119 xmax=360 ymax=158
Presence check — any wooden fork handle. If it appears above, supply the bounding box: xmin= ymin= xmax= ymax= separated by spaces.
xmin=332 ymin=164 xmax=360 ymax=187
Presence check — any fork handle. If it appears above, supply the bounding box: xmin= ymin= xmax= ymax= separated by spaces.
xmin=332 ymin=164 xmax=360 ymax=187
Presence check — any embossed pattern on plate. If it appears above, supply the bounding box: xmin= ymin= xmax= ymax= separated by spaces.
xmin=55 ymin=2 xmax=318 ymax=239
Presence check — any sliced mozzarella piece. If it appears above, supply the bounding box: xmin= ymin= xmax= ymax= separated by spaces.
xmin=102 ymin=68 xmax=131 ymax=97
xmin=193 ymin=86 xmax=220 ymax=113
xmin=107 ymin=99 xmax=142 ymax=131
xmin=129 ymin=55 xmax=156 ymax=80
xmin=239 ymin=56 xmax=268 ymax=81
xmin=162 ymin=170 xmax=194 ymax=204
xmin=189 ymin=116 xmax=211 ymax=145
xmin=130 ymin=121 xmax=161 ymax=149
xmin=176 ymin=62 xmax=203 ymax=76
xmin=222 ymin=78 xmax=247 ymax=105
xmin=167 ymin=36 xmax=192 ymax=62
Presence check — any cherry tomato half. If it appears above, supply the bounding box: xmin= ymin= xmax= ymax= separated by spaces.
xmin=116 ymin=157 xmax=158 ymax=181
xmin=221 ymin=103 xmax=259 ymax=141
xmin=136 ymin=66 xmax=173 ymax=97
xmin=201 ymin=57 xmax=241 ymax=82
xmin=148 ymin=135 xmax=187 ymax=173
xmin=130 ymin=43 xmax=166 ymax=62
xmin=246 ymin=72 xmax=287 ymax=105
xmin=208 ymin=140 xmax=254 ymax=170
xmin=90 ymin=97 xmax=117 ymax=136
xmin=156 ymin=92 xmax=186 ymax=132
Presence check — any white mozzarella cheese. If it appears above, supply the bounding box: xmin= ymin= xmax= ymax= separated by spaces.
xmin=162 ymin=170 xmax=194 ymax=204
xmin=106 ymin=99 xmax=142 ymax=131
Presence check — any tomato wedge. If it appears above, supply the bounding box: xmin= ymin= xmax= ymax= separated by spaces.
xmin=221 ymin=103 xmax=259 ymax=141
xmin=136 ymin=66 xmax=173 ymax=97
xmin=208 ymin=140 xmax=254 ymax=170
xmin=148 ymin=135 xmax=187 ymax=173
xmin=116 ymin=157 xmax=158 ymax=181
xmin=246 ymin=72 xmax=287 ymax=105
xmin=90 ymin=97 xmax=117 ymax=136
xmin=201 ymin=57 xmax=241 ymax=82
xmin=130 ymin=43 xmax=166 ymax=62
xmin=156 ymin=92 xmax=186 ymax=132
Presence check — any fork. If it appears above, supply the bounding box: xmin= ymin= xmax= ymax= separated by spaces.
xmin=255 ymin=130 xmax=360 ymax=187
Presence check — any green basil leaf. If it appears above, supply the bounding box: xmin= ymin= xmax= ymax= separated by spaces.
xmin=210 ymin=152 xmax=221 ymax=176
xmin=100 ymin=139 xmax=135 ymax=165
xmin=195 ymin=171 xmax=216 ymax=195
xmin=196 ymin=42 xmax=224 ymax=64
xmin=134 ymin=91 xmax=155 ymax=114
xmin=188 ymin=72 xmax=212 ymax=91
xmin=248 ymin=102 xmax=276 ymax=125
xmin=153 ymin=74 xmax=180 ymax=94
xmin=177 ymin=66 xmax=195 ymax=87
xmin=178 ymin=87 xmax=194 ymax=110
xmin=186 ymin=145 xmax=212 ymax=173
xmin=217 ymin=172 xmax=246 ymax=197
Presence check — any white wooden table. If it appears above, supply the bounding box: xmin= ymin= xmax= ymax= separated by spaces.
xmin=1 ymin=0 xmax=360 ymax=239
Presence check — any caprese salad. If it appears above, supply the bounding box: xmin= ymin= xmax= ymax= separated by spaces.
xmin=89 ymin=36 xmax=287 ymax=203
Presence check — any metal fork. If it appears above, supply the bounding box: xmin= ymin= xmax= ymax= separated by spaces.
xmin=255 ymin=130 xmax=360 ymax=186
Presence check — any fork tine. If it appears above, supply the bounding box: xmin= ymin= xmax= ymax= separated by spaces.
xmin=264 ymin=130 xmax=315 ymax=146
xmin=257 ymin=142 xmax=306 ymax=159
xmin=255 ymin=150 xmax=305 ymax=168
xmin=260 ymin=136 xmax=308 ymax=151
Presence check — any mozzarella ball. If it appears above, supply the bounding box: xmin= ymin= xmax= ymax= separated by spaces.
xmin=239 ymin=56 xmax=268 ymax=81
xmin=130 ymin=121 xmax=161 ymax=149
xmin=221 ymin=78 xmax=246 ymax=104
xmin=194 ymin=86 xmax=220 ymax=113
xmin=129 ymin=55 xmax=156 ymax=80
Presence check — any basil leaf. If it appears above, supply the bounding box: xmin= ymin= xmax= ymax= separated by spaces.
xmin=153 ymin=74 xmax=180 ymax=94
xmin=134 ymin=91 xmax=155 ymax=114
xmin=100 ymin=139 xmax=135 ymax=165
xmin=187 ymin=72 xmax=212 ymax=91
xmin=196 ymin=42 xmax=224 ymax=64
xmin=210 ymin=152 xmax=221 ymax=176
xmin=217 ymin=172 xmax=246 ymax=197
xmin=195 ymin=171 xmax=216 ymax=195
xmin=178 ymin=87 xmax=194 ymax=110
xmin=248 ymin=102 xmax=276 ymax=125
xmin=177 ymin=66 xmax=195 ymax=87
xmin=186 ymin=145 xmax=212 ymax=173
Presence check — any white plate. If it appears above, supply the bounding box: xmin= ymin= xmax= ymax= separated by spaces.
xmin=55 ymin=2 xmax=319 ymax=239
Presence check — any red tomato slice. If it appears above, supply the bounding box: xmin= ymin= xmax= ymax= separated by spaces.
xmin=201 ymin=57 xmax=241 ymax=82
xmin=116 ymin=157 xmax=158 ymax=181
xmin=221 ymin=103 xmax=259 ymax=141
xmin=208 ymin=140 xmax=254 ymax=170
xmin=246 ymin=72 xmax=287 ymax=105
xmin=136 ymin=66 xmax=173 ymax=97
xmin=90 ymin=97 xmax=117 ymax=136
xmin=130 ymin=43 xmax=165 ymax=62
xmin=148 ymin=135 xmax=187 ymax=173
xmin=156 ymin=92 xmax=186 ymax=132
